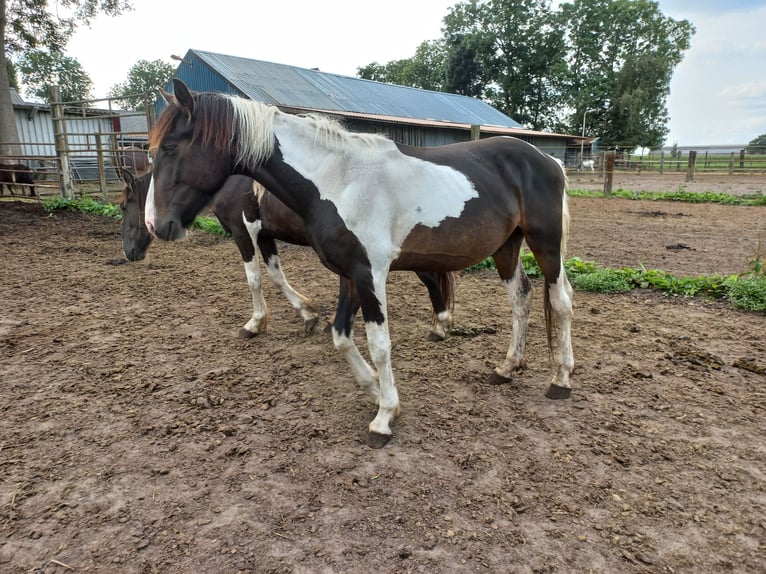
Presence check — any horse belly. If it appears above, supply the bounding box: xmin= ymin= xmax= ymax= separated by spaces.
xmin=392 ymin=221 xmax=509 ymax=272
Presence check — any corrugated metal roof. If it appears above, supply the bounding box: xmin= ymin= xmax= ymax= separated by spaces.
xmin=189 ymin=49 xmax=524 ymax=129
xmin=10 ymin=89 xmax=27 ymax=106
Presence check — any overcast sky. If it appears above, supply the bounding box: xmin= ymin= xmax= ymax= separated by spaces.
xmin=63 ymin=0 xmax=766 ymax=146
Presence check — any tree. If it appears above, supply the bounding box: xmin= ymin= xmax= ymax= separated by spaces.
xmin=746 ymin=134 xmax=766 ymax=154
xmin=442 ymin=0 xmax=566 ymax=130
xmin=559 ymin=0 xmax=693 ymax=150
xmin=357 ymin=40 xmax=447 ymax=92
xmin=107 ymin=59 xmax=174 ymax=111
xmin=19 ymin=49 xmax=93 ymax=103
xmin=0 ymin=0 xmax=132 ymax=155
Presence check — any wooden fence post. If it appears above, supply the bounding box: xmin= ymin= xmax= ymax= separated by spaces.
xmin=603 ymin=150 xmax=616 ymax=196
xmin=685 ymin=150 xmax=697 ymax=182
xmin=470 ymin=124 xmax=481 ymax=141
xmin=96 ymin=132 xmax=109 ymax=201
xmin=49 ymin=85 xmax=73 ymax=199
xmin=659 ymin=151 xmax=665 ymax=174
xmin=729 ymin=152 xmax=735 ymax=175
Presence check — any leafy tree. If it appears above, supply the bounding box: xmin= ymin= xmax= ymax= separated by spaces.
xmin=107 ymin=59 xmax=174 ymax=111
xmin=746 ymin=134 xmax=766 ymax=154
xmin=444 ymin=34 xmax=489 ymax=98
xmin=441 ymin=0 xmax=567 ymax=130
xmin=559 ymin=0 xmax=693 ymax=150
xmin=0 ymin=0 xmax=132 ymax=154
xmin=357 ymin=40 xmax=447 ymax=91
xmin=19 ymin=49 xmax=93 ymax=103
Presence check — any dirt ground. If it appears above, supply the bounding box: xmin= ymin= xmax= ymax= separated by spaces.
xmin=0 ymin=173 xmax=764 ymax=573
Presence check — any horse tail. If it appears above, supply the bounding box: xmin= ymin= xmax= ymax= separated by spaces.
xmin=559 ymin=165 xmax=571 ymax=257
xmin=438 ymin=271 xmax=456 ymax=316
xmin=543 ymin=168 xmax=571 ymax=358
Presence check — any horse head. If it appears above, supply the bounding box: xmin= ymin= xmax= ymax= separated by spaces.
xmin=146 ymin=79 xmax=238 ymax=241
xmin=120 ymin=171 xmax=154 ymax=261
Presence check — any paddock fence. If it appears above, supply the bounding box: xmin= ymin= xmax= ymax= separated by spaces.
xmin=2 ymin=87 xmax=153 ymax=202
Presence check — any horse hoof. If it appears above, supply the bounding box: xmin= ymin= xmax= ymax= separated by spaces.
xmin=545 ymin=384 xmax=572 ymax=400
xmin=304 ymin=317 xmax=319 ymax=336
xmin=238 ymin=328 xmax=258 ymax=339
xmin=426 ymin=331 xmax=446 ymax=342
xmin=366 ymin=431 xmax=392 ymax=449
xmin=488 ymin=372 xmax=513 ymax=385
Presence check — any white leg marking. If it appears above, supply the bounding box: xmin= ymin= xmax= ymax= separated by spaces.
xmin=264 ymin=255 xmax=319 ymax=326
xmin=242 ymin=215 xmax=268 ymax=334
xmin=243 ymin=258 xmax=268 ymax=334
xmin=430 ymin=310 xmax=453 ymax=340
xmin=331 ymin=327 xmax=379 ymax=399
xmin=364 ymin=276 xmax=400 ymax=438
xmin=496 ymin=259 xmax=533 ymax=379
xmin=549 ymin=265 xmax=575 ymax=388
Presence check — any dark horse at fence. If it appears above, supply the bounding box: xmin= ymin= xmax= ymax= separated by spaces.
xmin=146 ymin=79 xmax=573 ymax=447
xmin=0 ymin=163 xmax=35 ymax=196
xmin=121 ymin=171 xmax=455 ymax=340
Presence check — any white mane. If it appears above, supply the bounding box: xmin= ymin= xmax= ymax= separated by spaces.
xmin=228 ymin=97 xmax=278 ymax=169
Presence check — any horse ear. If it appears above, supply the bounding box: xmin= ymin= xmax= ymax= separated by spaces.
xmin=159 ymin=88 xmax=176 ymax=106
xmin=173 ymin=79 xmax=194 ymax=118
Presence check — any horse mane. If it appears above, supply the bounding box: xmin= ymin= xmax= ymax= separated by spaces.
xmin=150 ymin=93 xmax=240 ymax=162
xmin=151 ymin=91 xmax=388 ymax=170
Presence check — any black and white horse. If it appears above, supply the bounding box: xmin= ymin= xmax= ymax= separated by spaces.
xmin=146 ymin=79 xmax=574 ymax=447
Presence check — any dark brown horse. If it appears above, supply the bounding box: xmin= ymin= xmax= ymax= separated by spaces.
xmin=146 ymin=79 xmax=573 ymax=447
xmin=0 ymin=162 xmax=35 ymax=196
xmin=121 ymin=171 xmax=455 ymax=339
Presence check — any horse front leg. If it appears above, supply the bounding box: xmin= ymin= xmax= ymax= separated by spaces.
xmin=258 ymin=237 xmax=319 ymax=336
xmin=240 ymin=257 xmax=269 ymax=337
xmin=357 ymin=271 xmax=399 ymax=448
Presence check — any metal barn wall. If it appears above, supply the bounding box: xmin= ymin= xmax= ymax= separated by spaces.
xmin=14 ymin=109 xmax=116 ymax=159
xmin=15 ymin=109 xmax=55 ymax=157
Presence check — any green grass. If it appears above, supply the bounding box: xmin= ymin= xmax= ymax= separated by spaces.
xmin=469 ymin=253 xmax=765 ymax=313
xmin=567 ymin=188 xmax=766 ymax=205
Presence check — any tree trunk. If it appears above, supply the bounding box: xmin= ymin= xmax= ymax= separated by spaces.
xmin=0 ymin=0 xmax=23 ymax=157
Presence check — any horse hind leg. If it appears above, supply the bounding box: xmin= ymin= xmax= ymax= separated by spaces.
xmin=416 ymin=271 xmax=454 ymax=341
xmin=490 ymin=230 xmax=533 ymax=384
xmin=524 ymin=231 xmax=575 ymax=399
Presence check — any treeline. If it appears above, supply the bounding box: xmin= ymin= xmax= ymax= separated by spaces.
xmin=357 ymin=0 xmax=694 ymax=152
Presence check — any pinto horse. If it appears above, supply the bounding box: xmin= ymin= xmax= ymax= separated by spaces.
xmin=122 ymin=171 xmax=455 ymax=340
xmin=0 ymin=162 xmax=36 ymax=196
xmin=146 ymin=79 xmax=574 ymax=447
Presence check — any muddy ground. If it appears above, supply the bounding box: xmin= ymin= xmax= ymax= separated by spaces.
xmin=0 ymin=173 xmax=764 ymax=573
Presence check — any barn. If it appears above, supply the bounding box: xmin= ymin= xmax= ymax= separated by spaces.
xmin=165 ymin=49 xmax=578 ymax=163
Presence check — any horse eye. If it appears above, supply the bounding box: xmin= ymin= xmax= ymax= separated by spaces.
xmin=161 ymin=143 xmax=176 ymax=154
